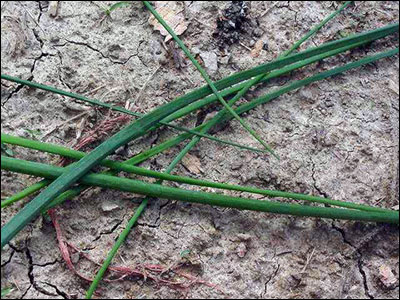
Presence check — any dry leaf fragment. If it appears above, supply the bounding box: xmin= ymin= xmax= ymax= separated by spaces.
xmin=251 ymin=40 xmax=264 ymax=58
xmin=387 ymin=79 xmax=399 ymax=95
xmin=378 ymin=265 xmax=398 ymax=289
xmin=148 ymin=2 xmax=188 ymax=43
xmin=48 ymin=1 xmax=59 ymax=17
xmin=182 ymin=154 xmax=203 ymax=174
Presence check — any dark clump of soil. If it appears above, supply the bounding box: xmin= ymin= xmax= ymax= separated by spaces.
xmin=213 ymin=1 xmax=254 ymax=48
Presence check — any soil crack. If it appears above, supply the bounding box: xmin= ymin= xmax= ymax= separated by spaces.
xmin=37 ymin=1 xmax=44 ymax=23
xmin=0 ymin=248 xmax=15 ymax=268
xmin=262 ymin=263 xmax=280 ymax=297
xmin=26 ymin=245 xmax=67 ymax=298
xmin=137 ymin=199 xmax=169 ymax=228
xmin=310 ymin=157 xmax=329 ymax=198
xmin=330 ymin=223 xmax=374 ymax=298
xmin=1 ymin=83 xmax=26 ymax=107
xmin=330 ymin=221 xmax=354 ymax=249
xmin=32 ymin=259 xmax=59 ymax=267
xmin=92 ymin=218 xmax=124 ymax=243
xmin=358 ymin=254 xmax=374 ymax=299
xmin=21 ymin=284 xmax=32 ymax=299
xmin=41 ymin=281 xmax=69 ymax=299
xmin=64 ymin=38 xmax=139 ymax=65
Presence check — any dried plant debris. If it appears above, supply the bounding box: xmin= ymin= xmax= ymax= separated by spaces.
xmin=168 ymin=40 xmax=187 ymax=69
xmin=213 ymin=1 xmax=258 ymax=49
xmin=181 ymin=154 xmax=203 ymax=175
xmin=378 ymin=265 xmax=398 ymax=289
xmin=250 ymin=39 xmax=264 ymax=57
xmin=148 ymin=1 xmax=188 ymax=43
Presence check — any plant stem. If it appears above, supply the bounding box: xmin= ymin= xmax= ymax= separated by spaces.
xmin=85 ymin=199 xmax=148 ymax=299
xmin=1 ymin=179 xmax=50 ymax=208
xmin=6 ymin=133 xmax=394 ymax=213
xmin=143 ymin=1 xmax=276 ymax=155
xmin=167 ymin=1 xmax=354 ymax=170
xmin=2 ymin=21 xmax=397 ymax=140
xmin=0 ymin=75 xmax=265 ymax=154
xmin=2 ymin=156 xmax=398 ymax=224
xmin=1 ymin=24 xmax=398 ymax=247
xmin=5 ymin=46 xmax=397 ymax=212
xmin=3 ymin=32 xmax=390 ymax=211
xmin=138 ymin=47 xmax=400 ymax=164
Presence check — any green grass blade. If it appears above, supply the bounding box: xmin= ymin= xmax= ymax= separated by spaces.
xmin=43 ymin=187 xmax=85 ymax=211
xmin=230 ymin=47 xmax=399 ymax=119
xmin=2 ymin=67 xmax=267 ymax=249
xmin=161 ymin=123 xmax=268 ymax=152
xmin=157 ymin=29 xmax=398 ymax=125
xmin=135 ymin=47 xmax=400 ymax=166
xmin=2 ymin=21 xmax=397 ymax=137
xmin=0 ymin=126 xmax=206 ymax=212
xmin=1 ymin=179 xmax=50 ymax=209
xmin=6 ymin=133 xmax=395 ymax=213
xmin=105 ymin=1 xmax=131 ymax=15
xmin=2 ymin=22 xmax=397 ymax=121
xmin=42 ymin=130 xmax=207 ymax=210
xmin=3 ymin=21 xmax=384 ymax=214
xmin=143 ymin=1 xmax=275 ymax=156
xmin=1 ymin=142 xmax=14 ymax=157
xmin=85 ymin=199 xmax=148 ymax=299
xmin=1 ymin=287 xmax=13 ymax=298
xmin=119 ymin=126 xmax=206 ymax=166
xmin=209 ymin=23 xmax=398 ymax=88
xmin=168 ymin=0 xmax=353 ymax=168
xmin=1 ymin=26 xmax=398 ymax=247
xmin=2 ymin=156 xmax=398 ymax=224
xmin=0 ymin=75 xmax=264 ymax=154
xmin=280 ymin=1 xmax=353 ymax=57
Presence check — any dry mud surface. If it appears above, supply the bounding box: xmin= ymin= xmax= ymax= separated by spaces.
xmin=1 ymin=1 xmax=399 ymax=299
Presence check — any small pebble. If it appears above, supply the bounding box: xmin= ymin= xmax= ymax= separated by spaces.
xmin=237 ymin=233 xmax=252 ymax=241
xmin=231 ymin=160 xmax=243 ymax=171
xmin=101 ymin=201 xmax=119 ymax=212
xmin=253 ymin=28 xmax=264 ymax=37
xmin=236 ymin=242 xmax=247 ymax=258
xmin=71 ymin=252 xmax=80 ymax=264
xmin=192 ymin=46 xmax=201 ymax=55
xmin=200 ymin=51 xmax=218 ymax=74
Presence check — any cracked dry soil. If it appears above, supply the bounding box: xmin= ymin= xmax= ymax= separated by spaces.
xmin=1 ymin=1 xmax=399 ymax=299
